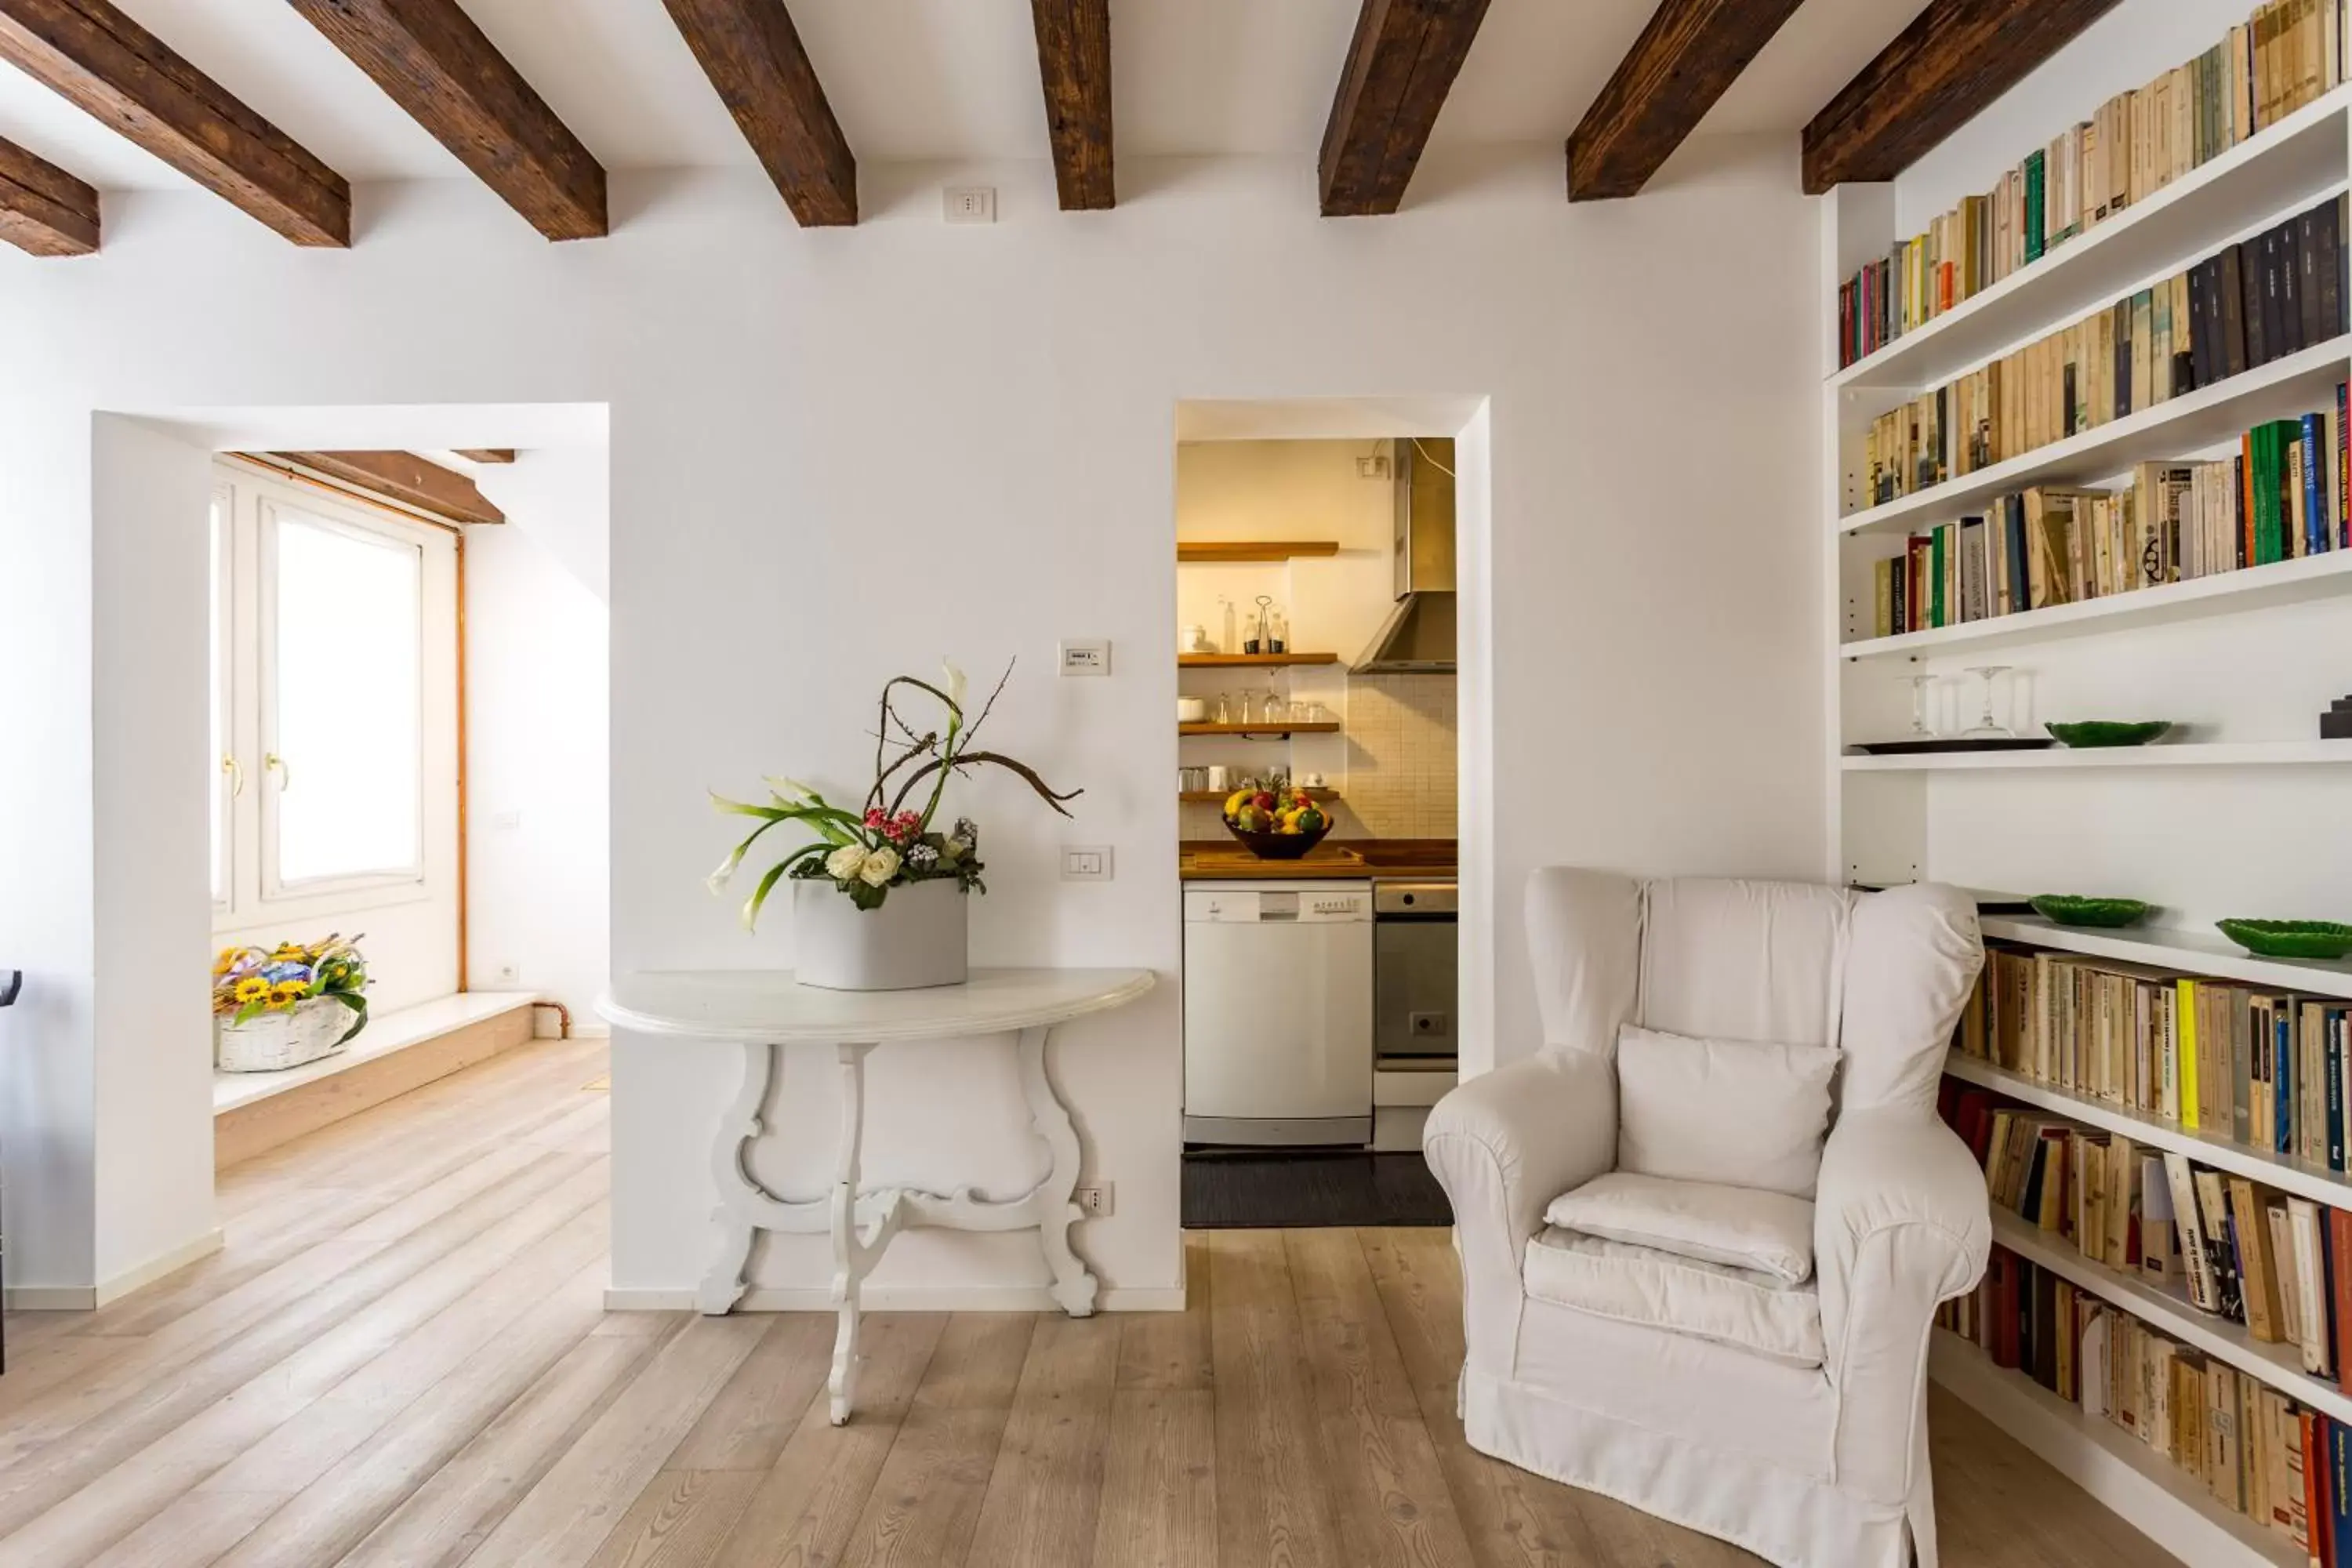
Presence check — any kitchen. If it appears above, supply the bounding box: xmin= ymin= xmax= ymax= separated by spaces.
xmin=1174 ymin=434 xmax=1458 ymax=1228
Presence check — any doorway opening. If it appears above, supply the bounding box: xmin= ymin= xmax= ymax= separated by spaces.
xmin=1169 ymin=397 xmax=1490 ymax=1230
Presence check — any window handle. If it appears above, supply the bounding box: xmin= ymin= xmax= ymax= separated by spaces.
xmin=266 ymin=752 xmax=289 ymax=790
xmin=221 ymin=754 xmax=243 ymax=797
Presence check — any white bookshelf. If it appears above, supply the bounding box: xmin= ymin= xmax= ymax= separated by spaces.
xmin=1842 ymin=739 xmax=2352 ymax=770
xmin=1838 ymin=546 xmax=2352 ymax=658
xmin=1822 ymin=57 xmax=2352 ymax=1568
xmin=1945 ymin=1051 xmax=2352 ymax=1208
xmin=1930 ymin=1333 xmax=2302 ymax=1568
xmin=1978 ymin=916 xmax=2352 ymax=997
xmin=1985 ymin=1207 xmax=2352 ymax=1426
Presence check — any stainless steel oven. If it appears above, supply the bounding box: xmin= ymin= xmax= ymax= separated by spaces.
xmin=1373 ymin=880 xmax=1456 ymax=1068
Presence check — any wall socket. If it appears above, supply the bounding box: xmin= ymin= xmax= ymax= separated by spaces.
xmin=492 ymin=960 xmax=519 ymax=984
xmin=1357 ymin=454 xmax=1391 ymax=479
xmin=1061 ymin=846 xmax=1113 ymax=882
xmin=1073 ymin=1183 xmax=1113 ymax=1218
xmin=943 ymin=185 xmax=996 ymax=223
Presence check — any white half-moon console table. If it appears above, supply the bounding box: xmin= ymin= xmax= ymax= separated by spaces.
xmin=597 ymin=967 xmax=1155 ymax=1424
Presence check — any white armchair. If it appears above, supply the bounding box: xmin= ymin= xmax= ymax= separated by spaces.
xmin=1425 ymin=870 xmax=1991 ymax=1568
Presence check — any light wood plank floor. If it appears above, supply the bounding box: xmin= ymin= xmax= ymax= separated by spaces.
xmin=0 ymin=1036 xmax=2178 ymax=1568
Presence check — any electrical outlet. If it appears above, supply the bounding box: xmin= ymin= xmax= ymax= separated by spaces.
xmin=1058 ymin=639 xmax=1109 ymax=677
xmin=1357 ymin=454 xmax=1390 ymax=479
xmin=1062 ymin=846 xmax=1113 ymax=882
xmin=943 ymin=185 xmax=996 ymax=223
xmin=1073 ymin=1183 xmax=1113 ymax=1218
xmin=489 ymin=810 xmax=521 ymax=830
xmin=492 ymin=960 xmax=519 ymax=984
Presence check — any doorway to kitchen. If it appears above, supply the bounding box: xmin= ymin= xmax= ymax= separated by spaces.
xmin=1171 ymin=398 xmax=1486 ymax=1230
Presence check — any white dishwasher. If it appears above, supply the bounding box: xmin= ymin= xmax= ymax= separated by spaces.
xmin=1182 ymin=880 xmax=1374 ymax=1146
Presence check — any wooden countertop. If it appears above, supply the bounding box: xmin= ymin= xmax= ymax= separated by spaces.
xmin=1178 ymin=838 xmax=1457 ymax=880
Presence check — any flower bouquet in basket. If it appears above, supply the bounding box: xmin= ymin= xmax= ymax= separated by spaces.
xmin=706 ymin=661 xmax=1080 ymax=990
xmin=212 ymin=935 xmax=371 ymax=1072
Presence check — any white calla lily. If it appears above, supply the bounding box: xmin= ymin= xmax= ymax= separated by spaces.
xmin=706 ymin=844 xmax=746 ymax=895
xmin=764 ymin=775 xmax=814 ymax=802
xmin=943 ymin=661 xmax=967 ymax=708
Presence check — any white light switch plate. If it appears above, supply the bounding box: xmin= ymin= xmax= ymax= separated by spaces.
xmin=1061 ymin=846 xmax=1113 ymax=882
xmin=1058 ymin=639 xmax=1109 ymax=677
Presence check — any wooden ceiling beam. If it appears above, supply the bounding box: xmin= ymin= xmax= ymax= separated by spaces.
xmin=0 ymin=0 xmax=348 ymax=245
xmin=1318 ymin=0 xmax=1494 ymax=217
xmin=288 ymin=0 xmax=606 ymax=241
xmin=1802 ymin=0 xmax=2123 ymax=194
xmin=271 ymin=451 xmax=506 ymax=526
xmin=0 ymin=133 xmax=96 ymax=255
xmin=1029 ymin=0 xmax=1112 ymax=210
xmin=662 ymin=0 xmax=855 ymax=226
xmin=454 ymin=448 xmax=516 ymax=463
xmin=1566 ymin=0 xmax=1807 ymax=201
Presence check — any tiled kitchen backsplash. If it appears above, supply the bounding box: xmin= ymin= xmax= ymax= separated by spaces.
xmin=1178 ymin=671 xmax=1457 ymax=841
xmin=1339 ymin=673 xmax=1457 ymax=838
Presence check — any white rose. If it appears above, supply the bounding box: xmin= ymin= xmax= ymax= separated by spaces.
xmin=858 ymin=846 xmax=901 ymax=886
xmin=824 ymin=844 xmax=867 ymax=882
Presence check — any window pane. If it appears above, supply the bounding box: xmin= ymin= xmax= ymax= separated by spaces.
xmin=209 ymin=498 xmax=226 ymax=904
xmin=271 ymin=513 xmax=423 ymax=885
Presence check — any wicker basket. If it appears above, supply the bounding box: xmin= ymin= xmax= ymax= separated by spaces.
xmin=214 ymin=995 xmax=355 ymax=1073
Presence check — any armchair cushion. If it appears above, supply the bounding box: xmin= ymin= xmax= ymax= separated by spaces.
xmin=1546 ymin=1171 xmax=1815 ymax=1284
xmin=1525 ymin=1228 xmax=1825 ymax=1368
xmin=1616 ymin=1024 xmax=1841 ymax=1198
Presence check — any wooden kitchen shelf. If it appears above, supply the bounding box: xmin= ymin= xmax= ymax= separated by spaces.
xmin=1179 ymin=789 xmax=1338 ymax=803
xmin=1177 ymin=540 xmax=1341 ymax=563
xmin=1180 ymin=722 xmax=1341 ymax=737
xmin=1178 ymin=652 xmax=1340 ymax=667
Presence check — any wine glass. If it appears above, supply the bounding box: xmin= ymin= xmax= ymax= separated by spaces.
xmin=1906 ymin=673 xmax=1937 ymax=738
xmin=1960 ymin=666 xmax=2013 ymax=739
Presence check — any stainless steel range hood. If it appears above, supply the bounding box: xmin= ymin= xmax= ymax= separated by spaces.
xmin=1352 ymin=437 xmax=1457 ymax=674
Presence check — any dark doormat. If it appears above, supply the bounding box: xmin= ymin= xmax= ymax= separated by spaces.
xmin=1181 ymin=1149 xmax=1452 ymax=1229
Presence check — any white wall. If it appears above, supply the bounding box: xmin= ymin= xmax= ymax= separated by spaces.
xmin=90 ymin=417 xmax=218 ymax=1293
xmin=0 ymin=137 xmax=1823 ymax=1299
xmin=466 ymin=449 xmax=612 ymax=1031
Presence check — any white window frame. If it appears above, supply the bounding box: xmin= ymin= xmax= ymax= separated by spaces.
xmin=212 ymin=464 xmax=459 ymax=934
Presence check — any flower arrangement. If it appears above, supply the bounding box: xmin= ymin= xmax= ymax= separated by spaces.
xmin=211 ymin=933 xmax=370 ymax=1044
xmin=708 ymin=661 xmax=1080 ymax=927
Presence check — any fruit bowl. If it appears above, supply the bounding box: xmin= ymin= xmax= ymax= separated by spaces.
xmin=2215 ymin=919 xmax=2352 ymax=959
xmin=1220 ymin=786 xmax=1332 ymax=859
xmin=1222 ymin=819 xmax=1333 ymax=859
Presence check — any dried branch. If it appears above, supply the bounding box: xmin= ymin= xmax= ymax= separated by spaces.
xmin=891 ymin=750 xmax=1083 ymax=819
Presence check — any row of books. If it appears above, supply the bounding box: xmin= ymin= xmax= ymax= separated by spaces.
xmin=1953 ymin=945 xmax=2352 ymax=1174
xmin=1854 ymin=192 xmax=2347 ymax=511
xmin=1866 ymin=392 xmax=2352 ymax=637
xmin=1938 ymin=1253 xmax=2345 ymax=1559
xmin=1835 ymin=0 xmax=2347 ymax=369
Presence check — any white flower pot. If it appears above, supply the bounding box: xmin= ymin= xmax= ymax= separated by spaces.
xmin=793 ymin=876 xmax=970 ymax=991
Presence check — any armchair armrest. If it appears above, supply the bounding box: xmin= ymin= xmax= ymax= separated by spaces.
xmin=1813 ymin=1107 xmax=1990 ymax=1505
xmin=1424 ymin=1049 xmax=1615 ymax=1365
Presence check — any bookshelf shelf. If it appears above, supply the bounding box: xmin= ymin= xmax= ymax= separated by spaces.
xmin=1837 ymin=336 xmax=2352 ymax=538
xmin=1928 ymin=1332 xmax=2302 ymax=1568
xmin=1944 ymin=1052 xmax=2352 ymax=1210
xmin=1984 ymin=1206 xmax=2352 ymax=1425
xmin=1843 ymin=739 xmax=2352 ymax=771
xmin=1832 ymin=87 xmax=2352 ymax=395
xmin=1978 ymin=915 xmax=2352 ymax=1000
xmin=1838 ymin=547 xmax=2352 ymax=659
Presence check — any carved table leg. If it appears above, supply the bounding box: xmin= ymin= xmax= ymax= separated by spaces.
xmin=1018 ymin=1025 xmax=1098 ymax=1317
xmin=829 ymin=1041 xmax=874 ymax=1424
xmin=699 ymin=1040 xmax=778 ymax=1316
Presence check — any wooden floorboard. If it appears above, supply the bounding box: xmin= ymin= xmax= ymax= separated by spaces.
xmin=1 ymin=1036 xmax=2190 ymax=1568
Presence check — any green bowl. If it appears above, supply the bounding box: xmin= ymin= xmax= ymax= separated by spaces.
xmin=2030 ymin=895 xmax=2152 ymax=928
xmin=2216 ymin=919 xmax=2352 ymax=960
xmin=2045 ymin=720 xmax=2173 ymax=748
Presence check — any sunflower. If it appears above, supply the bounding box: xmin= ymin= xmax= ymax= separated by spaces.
xmin=267 ymin=979 xmax=307 ymax=1008
xmin=233 ymin=976 xmax=269 ymax=1004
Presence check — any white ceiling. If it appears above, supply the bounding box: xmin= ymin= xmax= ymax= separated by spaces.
xmin=0 ymin=0 xmax=1930 ymax=196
